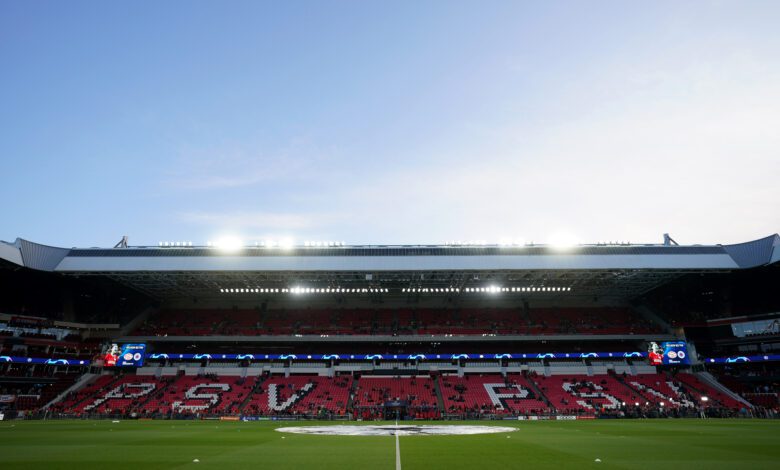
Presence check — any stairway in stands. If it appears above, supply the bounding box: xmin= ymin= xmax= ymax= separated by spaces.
xmin=432 ymin=376 xmax=445 ymax=411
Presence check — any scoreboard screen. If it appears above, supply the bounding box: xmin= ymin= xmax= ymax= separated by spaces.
xmin=661 ymin=341 xmax=690 ymax=365
xmin=648 ymin=341 xmax=690 ymax=365
xmin=104 ymin=343 xmax=146 ymax=367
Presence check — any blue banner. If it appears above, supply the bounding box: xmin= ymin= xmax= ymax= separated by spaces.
xmin=0 ymin=355 xmax=90 ymax=366
xmin=703 ymin=354 xmax=780 ymax=364
xmin=145 ymin=351 xmax=647 ymax=361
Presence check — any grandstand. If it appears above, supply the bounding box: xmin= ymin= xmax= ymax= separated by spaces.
xmin=0 ymin=235 xmax=779 ymax=421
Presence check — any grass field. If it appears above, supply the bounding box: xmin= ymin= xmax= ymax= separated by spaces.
xmin=1 ymin=419 xmax=779 ymax=470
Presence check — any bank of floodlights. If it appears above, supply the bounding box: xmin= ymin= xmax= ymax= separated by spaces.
xmin=219 ymin=286 xmax=389 ymax=295
xmin=159 ymin=241 xmax=193 ymax=247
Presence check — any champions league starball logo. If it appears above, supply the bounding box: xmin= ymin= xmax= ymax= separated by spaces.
xmin=276 ymin=425 xmax=517 ymax=436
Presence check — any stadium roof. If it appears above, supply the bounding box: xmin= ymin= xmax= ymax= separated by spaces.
xmin=1 ymin=235 xmax=778 ymax=300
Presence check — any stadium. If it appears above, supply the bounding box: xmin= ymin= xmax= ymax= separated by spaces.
xmin=1 ymin=235 xmax=779 ymax=468
xmin=3 ymin=2 xmax=780 ymax=469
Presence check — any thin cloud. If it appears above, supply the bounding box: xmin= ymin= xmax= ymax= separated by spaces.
xmin=164 ymin=137 xmax=342 ymax=191
xmin=180 ymin=211 xmax=320 ymax=231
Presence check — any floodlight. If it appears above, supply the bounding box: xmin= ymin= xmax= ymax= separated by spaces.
xmin=549 ymin=232 xmax=580 ymax=249
xmin=214 ymin=236 xmax=243 ymax=252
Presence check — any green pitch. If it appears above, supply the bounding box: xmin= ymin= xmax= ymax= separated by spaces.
xmin=1 ymin=419 xmax=779 ymax=470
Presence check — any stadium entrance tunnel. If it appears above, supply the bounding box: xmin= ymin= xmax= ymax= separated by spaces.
xmin=275 ymin=425 xmax=517 ymax=436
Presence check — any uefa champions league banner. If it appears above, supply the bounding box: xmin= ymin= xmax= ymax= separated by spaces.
xmin=0 ymin=355 xmax=90 ymax=366
xmin=703 ymin=354 xmax=780 ymax=364
xmin=145 ymin=351 xmax=648 ymax=361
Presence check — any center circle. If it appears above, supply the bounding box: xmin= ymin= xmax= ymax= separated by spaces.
xmin=275 ymin=425 xmax=517 ymax=436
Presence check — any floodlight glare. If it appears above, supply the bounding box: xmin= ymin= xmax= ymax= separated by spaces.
xmin=549 ymin=232 xmax=580 ymax=249
xmin=214 ymin=236 xmax=243 ymax=252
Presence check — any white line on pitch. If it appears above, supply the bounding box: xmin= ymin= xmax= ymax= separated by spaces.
xmin=395 ymin=420 xmax=401 ymax=470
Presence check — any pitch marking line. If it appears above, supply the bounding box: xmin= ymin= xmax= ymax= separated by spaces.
xmin=395 ymin=420 xmax=401 ymax=470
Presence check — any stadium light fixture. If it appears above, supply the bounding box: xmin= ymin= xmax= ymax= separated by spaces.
xmin=214 ymin=236 xmax=243 ymax=252
xmin=701 ymin=396 xmax=709 ymax=402
xmin=549 ymin=232 xmax=580 ymax=249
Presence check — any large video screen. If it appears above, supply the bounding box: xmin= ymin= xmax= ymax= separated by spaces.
xmin=648 ymin=341 xmax=690 ymax=365
xmin=104 ymin=343 xmax=146 ymax=367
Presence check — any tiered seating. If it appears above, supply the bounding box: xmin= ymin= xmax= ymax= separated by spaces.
xmin=626 ymin=374 xmax=694 ymax=407
xmin=134 ymin=310 xmax=224 ymax=336
xmin=674 ymin=373 xmax=745 ymax=409
xmin=56 ymin=374 xmax=258 ymax=416
xmin=244 ymin=375 xmax=352 ymax=416
xmin=1 ymin=375 xmax=79 ymax=411
xmin=52 ymin=375 xmax=117 ymax=412
xmin=353 ymin=376 xmax=438 ymax=410
xmin=45 ymin=371 xmax=749 ymax=418
xmin=742 ymin=393 xmax=778 ymax=408
xmin=143 ymin=375 xmax=256 ymax=415
xmin=440 ymin=373 xmax=547 ymax=415
xmin=533 ymin=375 xmax=637 ymax=413
xmin=80 ymin=375 xmax=167 ymax=414
xmin=132 ymin=307 xmax=663 ymax=337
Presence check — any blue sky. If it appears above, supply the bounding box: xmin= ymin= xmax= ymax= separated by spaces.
xmin=1 ymin=1 xmax=779 ymax=247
